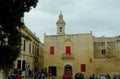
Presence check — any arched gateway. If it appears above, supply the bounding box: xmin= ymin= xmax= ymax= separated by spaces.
xmin=64 ymin=64 xmax=72 ymax=75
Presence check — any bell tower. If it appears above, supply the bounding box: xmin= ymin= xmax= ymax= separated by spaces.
xmin=56 ymin=12 xmax=65 ymax=35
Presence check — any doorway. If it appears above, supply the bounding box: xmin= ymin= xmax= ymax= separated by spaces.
xmin=64 ymin=64 xmax=72 ymax=75
xmin=49 ymin=66 xmax=56 ymax=76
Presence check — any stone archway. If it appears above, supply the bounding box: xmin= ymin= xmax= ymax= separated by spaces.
xmin=64 ymin=64 xmax=72 ymax=75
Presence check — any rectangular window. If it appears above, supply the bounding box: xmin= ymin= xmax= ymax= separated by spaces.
xmin=81 ymin=64 xmax=86 ymax=72
xmin=32 ymin=43 xmax=34 ymax=54
xmin=66 ymin=46 xmax=71 ymax=55
xmin=22 ymin=60 xmax=25 ymax=71
xmin=50 ymin=46 xmax=54 ymax=55
xmin=102 ymin=49 xmax=106 ymax=55
xmin=35 ymin=44 xmax=36 ymax=55
xmin=23 ymin=40 xmax=26 ymax=51
xmin=29 ymin=43 xmax=31 ymax=53
xmin=17 ymin=60 xmax=21 ymax=69
xmin=37 ymin=47 xmax=39 ymax=55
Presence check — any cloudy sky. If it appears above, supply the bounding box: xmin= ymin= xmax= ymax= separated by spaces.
xmin=24 ymin=0 xmax=120 ymax=42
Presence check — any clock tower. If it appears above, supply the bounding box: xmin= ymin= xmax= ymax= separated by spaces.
xmin=56 ymin=12 xmax=65 ymax=35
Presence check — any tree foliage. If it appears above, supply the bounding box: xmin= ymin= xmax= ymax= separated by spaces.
xmin=0 ymin=0 xmax=38 ymax=70
xmin=0 ymin=45 xmax=20 ymax=69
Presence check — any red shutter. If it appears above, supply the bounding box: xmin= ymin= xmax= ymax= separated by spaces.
xmin=81 ymin=64 xmax=86 ymax=72
xmin=66 ymin=46 xmax=71 ymax=55
xmin=50 ymin=46 xmax=54 ymax=55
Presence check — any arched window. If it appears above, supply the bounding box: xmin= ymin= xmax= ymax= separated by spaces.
xmin=60 ymin=27 xmax=62 ymax=32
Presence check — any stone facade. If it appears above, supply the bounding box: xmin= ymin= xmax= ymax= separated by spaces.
xmin=6 ymin=13 xmax=120 ymax=78
xmin=93 ymin=36 xmax=120 ymax=76
xmin=44 ymin=13 xmax=94 ymax=77
xmin=44 ymin=33 xmax=93 ymax=77
xmin=43 ymin=13 xmax=120 ymax=78
xmin=13 ymin=26 xmax=43 ymax=75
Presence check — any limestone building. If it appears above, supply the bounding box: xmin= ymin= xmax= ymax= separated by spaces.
xmin=44 ymin=13 xmax=120 ymax=77
xmin=44 ymin=13 xmax=94 ymax=77
xmin=13 ymin=25 xmax=43 ymax=75
xmin=93 ymin=36 xmax=120 ymax=75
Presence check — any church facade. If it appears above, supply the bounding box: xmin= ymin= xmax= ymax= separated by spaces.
xmin=44 ymin=13 xmax=93 ymax=77
xmin=43 ymin=13 xmax=120 ymax=77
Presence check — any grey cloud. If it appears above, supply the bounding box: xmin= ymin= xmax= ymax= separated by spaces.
xmin=24 ymin=0 xmax=120 ymax=42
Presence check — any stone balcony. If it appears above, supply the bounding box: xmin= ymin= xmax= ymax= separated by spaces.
xmin=61 ymin=53 xmax=75 ymax=59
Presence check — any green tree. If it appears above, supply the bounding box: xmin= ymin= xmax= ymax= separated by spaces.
xmin=0 ymin=0 xmax=38 ymax=75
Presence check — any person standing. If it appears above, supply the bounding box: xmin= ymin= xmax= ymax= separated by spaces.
xmin=16 ymin=74 xmax=21 ymax=79
xmin=95 ymin=76 xmax=98 ymax=79
xmin=38 ymin=72 xmax=42 ymax=79
xmin=41 ymin=72 xmax=44 ymax=79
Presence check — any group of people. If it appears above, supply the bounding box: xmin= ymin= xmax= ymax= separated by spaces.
xmin=89 ymin=74 xmax=99 ymax=79
xmin=33 ymin=71 xmax=46 ymax=79
xmin=6 ymin=74 xmax=22 ymax=79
